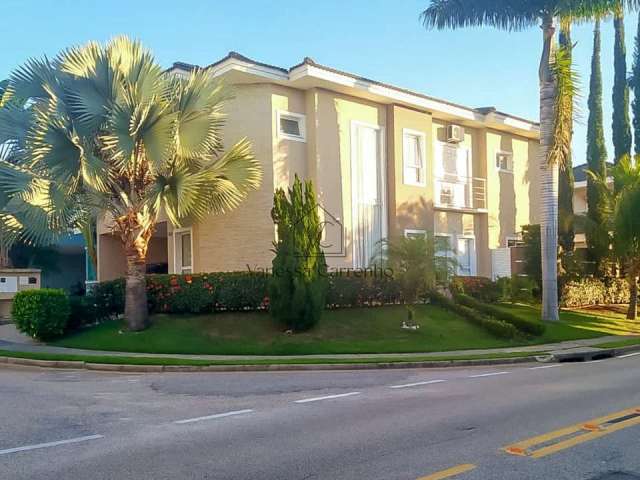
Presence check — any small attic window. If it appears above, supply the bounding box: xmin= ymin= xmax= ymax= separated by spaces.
xmin=277 ymin=110 xmax=306 ymax=142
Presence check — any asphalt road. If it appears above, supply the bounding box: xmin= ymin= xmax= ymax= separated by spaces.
xmin=2 ymin=355 xmax=640 ymax=480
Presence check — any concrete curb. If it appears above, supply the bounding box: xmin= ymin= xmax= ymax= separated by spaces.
xmin=1 ymin=343 xmax=638 ymax=373
xmin=0 ymin=354 xmax=541 ymax=373
xmin=550 ymin=343 xmax=640 ymax=362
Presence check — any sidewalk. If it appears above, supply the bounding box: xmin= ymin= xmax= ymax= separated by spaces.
xmin=0 ymin=323 xmax=634 ymax=361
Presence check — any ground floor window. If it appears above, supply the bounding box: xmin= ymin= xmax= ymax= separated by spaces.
xmin=174 ymin=228 xmax=193 ymax=274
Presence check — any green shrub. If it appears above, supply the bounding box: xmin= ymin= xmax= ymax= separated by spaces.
xmin=454 ymin=293 xmax=545 ymax=336
xmin=67 ymin=295 xmax=100 ymax=331
xmin=452 ymin=276 xmax=500 ymax=303
xmin=429 ymin=290 xmax=518 ymax=339
xmin=91 ymin=278 xmax=125 ymax=318
xmin=496 ymin=275 xmax=538 ymax=304
xmin=12 ymin=289 xmax=70 ymax=340
xmin=269 ymin=176 xmax=328 ymax=331
xmin=561 ymin=277 xmax=629 ymax=307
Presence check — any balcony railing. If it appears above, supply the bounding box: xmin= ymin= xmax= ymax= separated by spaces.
xmin=434 ymin=174 xmax=487 ymax=211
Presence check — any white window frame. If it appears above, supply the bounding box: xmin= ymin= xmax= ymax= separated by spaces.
xmin=496 ymin=151 xmax=514 ymax=173
xmin=455 ymin=234 xmax=477 ymax=277
xmin=404 ymin=229 xmax=426 ymax=238
xmin=173 ymin=227 xmax=193 ymax=274
xmin=402 ymin=128 xmax=427 ymax=187
xmin=277 ymin=110 xmax=306 ymax=142
xmin=350 ymin=120 xmax=387 ymax=269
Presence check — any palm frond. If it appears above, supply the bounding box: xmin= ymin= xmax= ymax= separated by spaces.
xmin=421 ymin=0 xmax=542 ymax=32
xmin=549 ymin=40 xmax=580 ymax=168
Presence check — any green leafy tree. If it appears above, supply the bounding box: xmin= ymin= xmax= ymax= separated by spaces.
xmin=522 ymin=224 xmax=542 ymax=290
xmin=269 ymin=176 xmax=328 ymax=331
xmin=586 ymin=20 xmax=611 ymax=274
xmin=420 ymin=0 xmax=640 ymax=322
xmin=612 ymin=6 xmax=633 ymax=180
xmin=0 ymin=37 xmax=262 ymax=331
xmin=589 ymin=156 xmax=640 ymax=318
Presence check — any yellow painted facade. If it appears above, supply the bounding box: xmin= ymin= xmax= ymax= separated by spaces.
xmin=97 ymin=54 xmax=541 ymax=281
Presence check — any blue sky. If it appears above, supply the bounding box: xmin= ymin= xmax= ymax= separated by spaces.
xmin=3 ymin=0 xmax=638 ymax=167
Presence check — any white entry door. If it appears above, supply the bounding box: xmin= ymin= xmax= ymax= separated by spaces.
xmin=351 ymin=122 xmax=386 ymax=268
xmin=456 ymin=237 xmax=477 ymax=276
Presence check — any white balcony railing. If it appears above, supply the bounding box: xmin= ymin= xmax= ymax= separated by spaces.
xmin=434 ymin=174 xmax=487 ymax=211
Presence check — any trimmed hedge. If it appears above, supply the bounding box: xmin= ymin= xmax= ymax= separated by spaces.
xmin=85 ymin=272 xmax=405 ymax=320
xmin=12 ymin=289 xmax=70 ymax=340
xmin=454 ymin=293 xmax=545 ymax=336
xmin=429 ymin=290 xmax=519 ymax=339
xmin=561 ymin=278 xmax=630 ymax=308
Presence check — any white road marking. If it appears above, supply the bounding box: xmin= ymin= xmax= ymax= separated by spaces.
xmin=294 ymin=392 xmax=361 ymax=404
xmin=174 ymin=409 xmax=254 ymax=424
xmin=584 ymin=360 xmax=604 ymax=364
xmin=529 ymin=364 xmax=562 ymax=370
xmin=0 ymin=434 xmax=103 ymax=456
xmin=618 ymin=351 xmax=640 ymax=359
xmin=389 ymin=379 xmax=447 ymax=389
xmin=468 ymin=371 xmax=510 ymax=378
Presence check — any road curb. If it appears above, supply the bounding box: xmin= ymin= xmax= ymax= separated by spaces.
xmin=0 ymin=354 xmax=541 ymax=372
xmin=550 ymin=344 xmax=640 ymax=363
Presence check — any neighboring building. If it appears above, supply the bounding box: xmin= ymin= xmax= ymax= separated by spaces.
xmin=97 ymin=52 xmax=541 ymax=281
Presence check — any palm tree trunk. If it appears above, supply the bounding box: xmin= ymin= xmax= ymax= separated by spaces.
xmin=124 ymin=250 xmax=148 ymax=331
xmin=539 ymin=15 xmax=560 ymax=322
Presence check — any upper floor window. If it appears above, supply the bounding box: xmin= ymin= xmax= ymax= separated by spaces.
xmin=277 ymin=110 xmax=306 ymax=142
xmin=496 ymin=151 xmax=514 ymax=173
xmin=403 ymin=129 xmax=426 ymax=186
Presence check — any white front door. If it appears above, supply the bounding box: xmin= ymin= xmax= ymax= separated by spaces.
xmin=456 ymin=237 xmax=476 ymax=276
xmin=351 ymin=122 xmax=386 ymax=268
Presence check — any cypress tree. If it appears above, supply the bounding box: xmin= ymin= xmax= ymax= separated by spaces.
xmin=269 ymin=175 xmax=328 ymax=331
xmin=632 ymin=12 xmax=640 ymax=156
xmin=612 ymin=8 xmax=632 ymax=174
xmin=558 ymin=23 xmax=575 ymax=256
xmin=586 ymin=20 xmax=610 ymax=274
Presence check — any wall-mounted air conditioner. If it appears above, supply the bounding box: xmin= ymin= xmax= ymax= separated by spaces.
xmin=446 ymin=124 xmax=465 ymax=143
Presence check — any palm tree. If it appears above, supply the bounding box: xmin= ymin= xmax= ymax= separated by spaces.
xmin=589 ymin=156 xmax=640 ymax=319
xmin=0 ymin=37 xmax=262 ymax=331
xmin=421 ymin=0 xmax=639 ymax=321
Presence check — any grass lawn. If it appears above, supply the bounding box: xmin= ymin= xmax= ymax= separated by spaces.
xmin=51 ymin=303 xmax=640 ymax=356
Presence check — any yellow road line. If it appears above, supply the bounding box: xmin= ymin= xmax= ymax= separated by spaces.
xmin=531 ymin=415 xmax=640 ymax=458
xmin=417 ymin=463 xmax=476 ymax=480
xmin=503 ymin=406 xmax=640 ymax=459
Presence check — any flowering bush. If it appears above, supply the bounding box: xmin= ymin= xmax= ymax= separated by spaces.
xmin=87 ymin=272 xmax=405 ymax=320
xmin=451 ymin=276 xmax=500 ymax=303
xmin=561 ymin=278 xmax=629 ymax=308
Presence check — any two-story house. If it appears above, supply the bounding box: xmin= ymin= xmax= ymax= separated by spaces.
xmin=96 ymin=52 xmax=541 ymax=281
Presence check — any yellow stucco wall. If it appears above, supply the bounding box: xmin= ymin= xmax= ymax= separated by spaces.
xmin=485 ymin=130 xmax=540 ymax=250
xmin=95 ymin=78 xmax=540 ymax=281
xmin=387 ymin=105 xmax=433 ymax=238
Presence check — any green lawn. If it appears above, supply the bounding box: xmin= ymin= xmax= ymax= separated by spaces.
xmin=51 ymin=303 xmax=640 ymax=356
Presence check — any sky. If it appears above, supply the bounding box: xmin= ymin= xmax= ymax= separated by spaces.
xmin=2 ymin=0 xmax=639 ymax=167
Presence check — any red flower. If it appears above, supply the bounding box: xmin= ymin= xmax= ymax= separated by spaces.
xmin=185 ymin=275 xmax=193 ymax=284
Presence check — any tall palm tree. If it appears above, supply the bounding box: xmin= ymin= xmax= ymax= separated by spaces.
xmin=589 ymin=156 xmax=640 ymax=319
xmin=421 ymin=0 xmax=638 ymax=321
xmin=0 ymin=37 xmax=262 ymax=330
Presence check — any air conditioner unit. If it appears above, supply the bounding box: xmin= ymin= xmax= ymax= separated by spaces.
xmin=446 ymin=124 xmax=465 ymax=143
